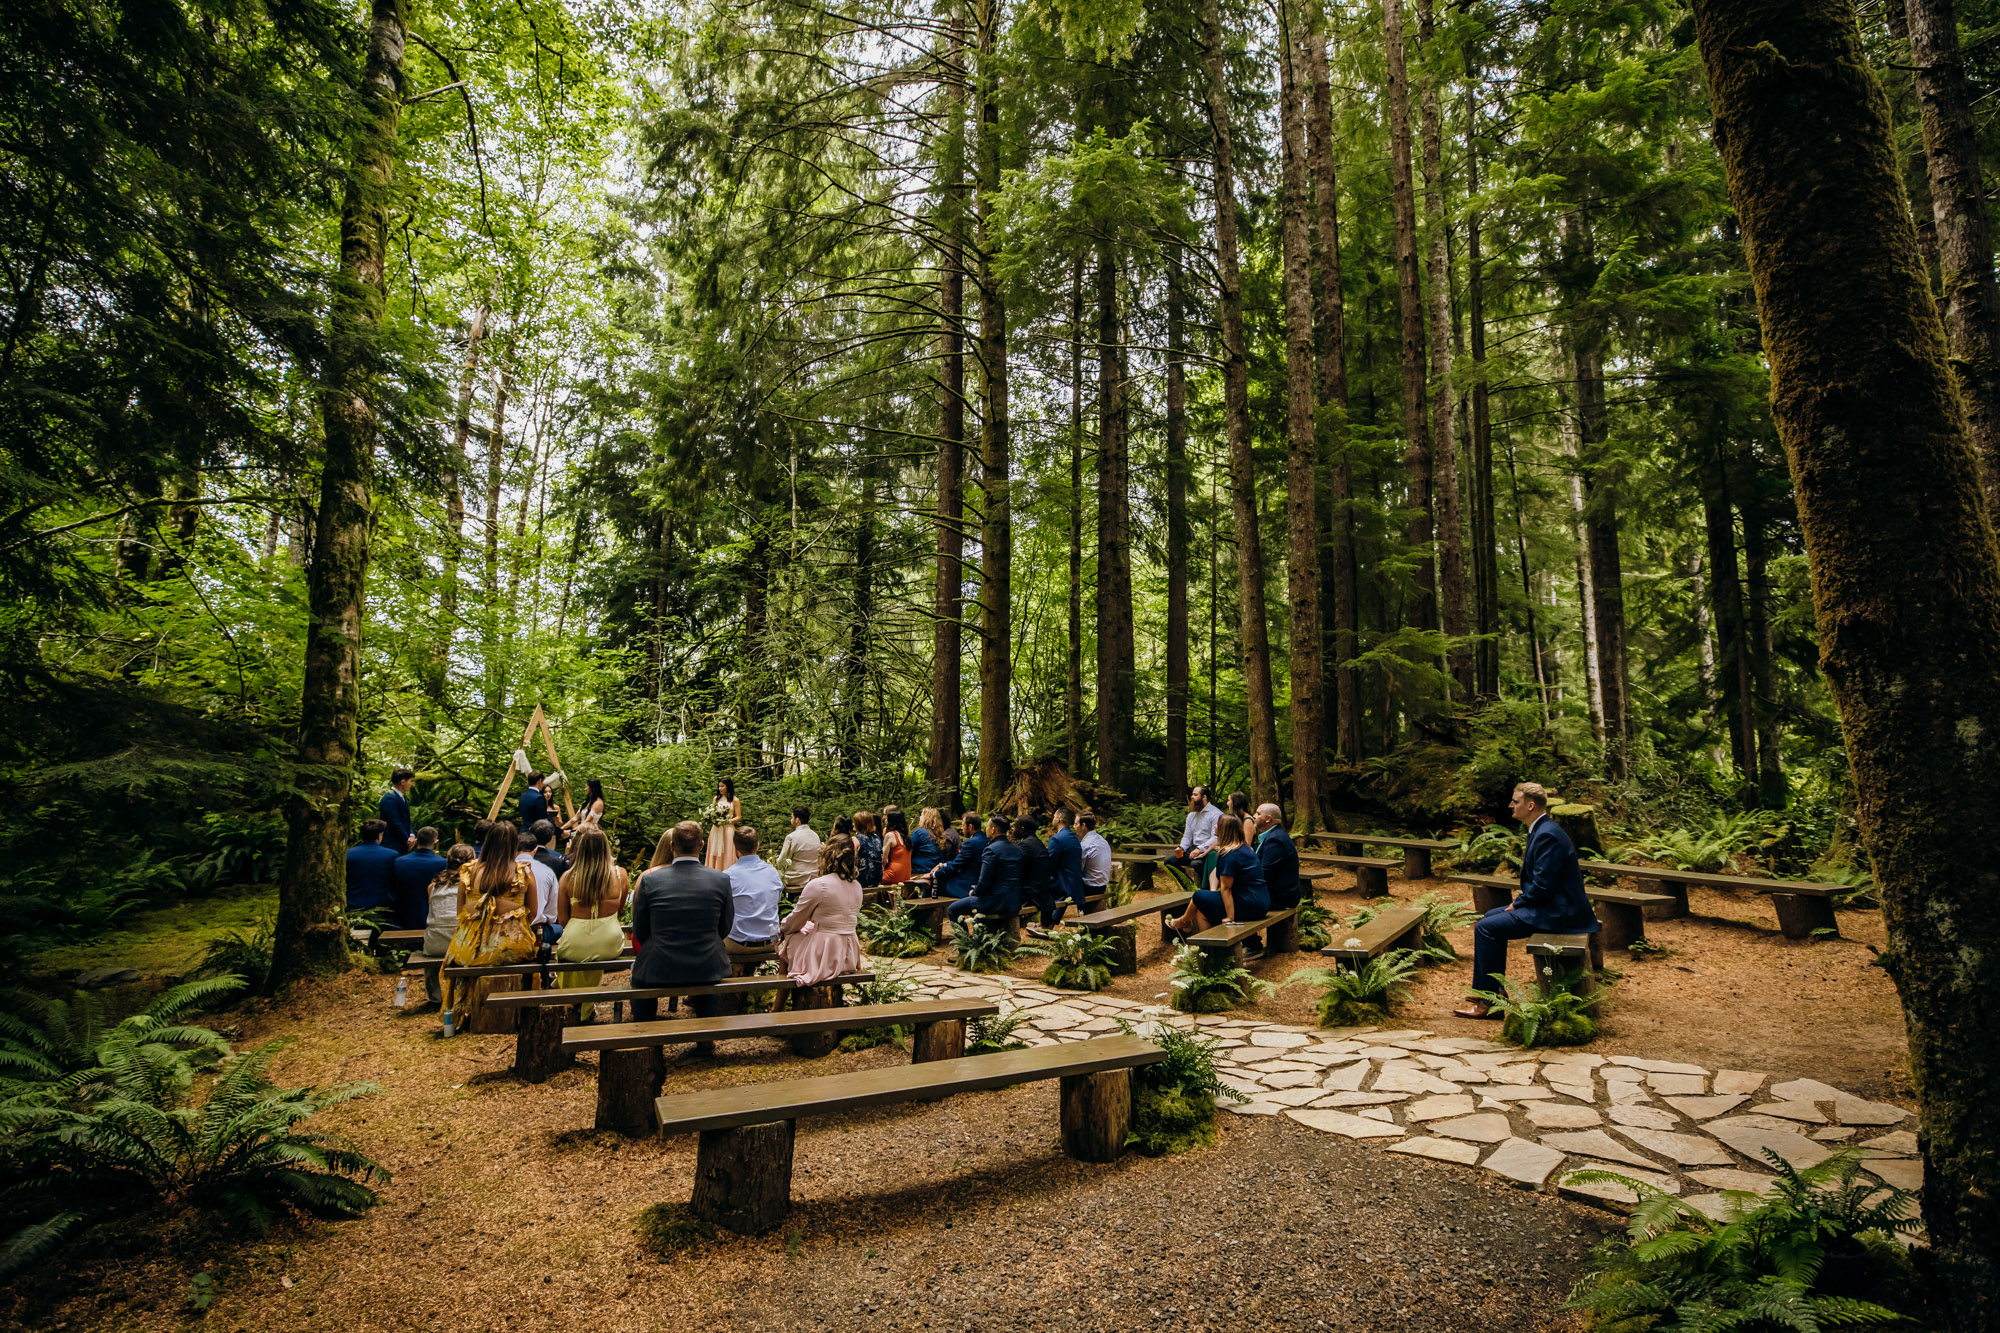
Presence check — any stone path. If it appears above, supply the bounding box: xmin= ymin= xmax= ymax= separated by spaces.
xmin=890 ymin=957 xmax=1919 ymax=1218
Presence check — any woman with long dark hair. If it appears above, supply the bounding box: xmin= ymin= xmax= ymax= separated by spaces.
xmin=569 ymin=778 xmax=608 ymax=835
xmin=704 ymin=777 xmax=741 ymax=871
xmin=880 ymin=806 xmax=914 ymax=886
xmin=441 ymin=822 xmax=538 ymax=1030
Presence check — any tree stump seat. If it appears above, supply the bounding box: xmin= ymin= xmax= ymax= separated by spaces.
xmin=657 ymin=1034 xmax=1169 ymax=1233
xmin=1524 ymin=932 xmax=1603 ymax=991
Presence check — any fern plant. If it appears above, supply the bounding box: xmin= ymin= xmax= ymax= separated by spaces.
xmin=186 ymin=916 xmax=276 ymax=996
xmin=0 ymin=976 xmax=244 ymax=1094
xmin=1409 ymin=892 xmax=1477 ymax=961
xmin=837 ymin=967 xmax=921 ymax=1051
xmin=184 ymin=811 xmax=287 ymax=891
xmin=1281 ymin=950 xmax=1422 ymax=1027
xmin=1451 ymin=824 xmax=1525 ymax=873
xmin=965 ymin=1011 xmax=1030 ymax=1054
xmin=950 ymin=919 xmax=1018 ymax=973
xmin=1020 ymin=930 xmax=1118 ymax=991
xmin=857 ymin=903 xmax=935 ymax=959
xmin=1166 ymin=944 xmax=1273 ymax=1013
xmin=1112 ymin=1018 xmax=1248 ymax=1155
xmin=1631 ymin=809 xmax=1789 ymax=873
xmin=0 ymin=1031 xmax=386 ymax=1275
xmin=1295 ymin=900 xmax=1334 ymax=951
xmin=1465 ymin=970 xmax=1604 ymax=1047
xmin=1563 ymin=1149 xmax=1923 ymax=1330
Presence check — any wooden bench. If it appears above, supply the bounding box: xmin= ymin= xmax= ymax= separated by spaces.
xmin=656 ymin=1034 xmax=1168 ymax=1233
xmin=1319 ymin=906 xmax=1425 ymax=967
xmin=1447 ymin=873 xmax=1669 ymax=956
xmin=1526 ymin=933 xmax=1601 ymax=990
xmin=483 ymin=970 xmax=876 ymax=1082
xmin=900 ymin=895 xmax=954 ymax=936
xmin=1298 ymin=854 xmax=1399 ymax=897
xmin=1073 ymin=891 xmax=1196 ymax=973
xmin=1188 ymin=906 xmax=1302 ymax=965
xmin=350 ymin=926 xmax=429 ymax=955
xmin=571 ymin=998 xmax=1000 ymax=1136
xmin=1110 ymin=849 xmax=1165 ymax=892
xmin=1447 ymin=872 xmax=1517 ymax=915
xmin=1304 ymin=833 xmax=1457 ymax=879
xmin=1583 ymin=861 xmax=1842 ymax=940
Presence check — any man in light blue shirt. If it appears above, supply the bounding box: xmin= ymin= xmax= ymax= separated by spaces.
xmin=723 ymin=826 xmax=783 ymax=959
xmin=1169 ymin=786 xmax=1221 ymax=864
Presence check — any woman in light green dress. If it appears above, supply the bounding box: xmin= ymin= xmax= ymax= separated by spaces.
xmin=554 ymin=829 xmax=630 ymax=1021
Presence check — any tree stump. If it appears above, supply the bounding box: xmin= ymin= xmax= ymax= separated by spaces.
xmin=1266 ymin=913 xmax=1300 ymax=955
xmin=911 ymin=1017 xmax=966 ymax=1063
xmin=1549 ymin=803 xmax=1605 ymax=857
xmin=907 ymin=900 xmax=948 ymax=938
xmin=1772 ymin=892 xmax=1839 ymax=942
xmin=786 ymin=980 xmax=843 ymax=1057
xmin=1122 ymin=861 xmax=1156 ymax=894
xmin=466 ymin=976 xmax=522 ymax=1034
xmin=1100 ymin=923 xmax=1140 ymax=974
xmin=1354 ymin=864 xmax=1390 ymax=898
xmin=690 ymin=1121 xmax=795 ymax=1234
xmin=596 ymin=1046 xmax=666 ymax=1136
xmin=1594 ymin=901 xmax=1646 ymax=953
xmin=1059 ymin=1068 xmax=1132 ymax=1163
xmin=1403 ymin=848 xmax=1434 ymax=881
xmin=1471 ymin=881 xmax=1511 ymax=915
xmin=514 ymin=1002 xmax=573 ymax=1083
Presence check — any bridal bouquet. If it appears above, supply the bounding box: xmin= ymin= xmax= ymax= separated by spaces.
xmin=700 ymin=798 xmax=732 ymax=832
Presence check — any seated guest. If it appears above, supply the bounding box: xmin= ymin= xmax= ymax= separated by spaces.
xmin=515 ymin=828 xmax=561 ymax=946
xmin=880 ymin=806 xmax=914 ymax=886
xmin=417 ymin=843 xmax=473 ymax=1005
xmin=778 ymin=834 xmax=864 ymax=986
xmin=441 ymin=823 xmax=539 ymax=1030
xmin=530 ymin=819 xmax=571 ymax=879
xmin=1045 ymin=809 xmax=1085 ymax=923
xmin=853 ymin=810 xmax=884 ymax=888
xmin=1252 ymin=804 xmax=1302 ymax=911
xmin=392 ymin=825 xmax=448 ymax=930
xmin=1166 ymin=814 xmax=1268 ymax=935
xmin=772 ymin=806 xmax=822 ymax=893
xmin=519 ymin=771 xmax=552 ymax=829
xmin=723 ymin=826 xmax=783 ymax=961
xmin=629 ymin=821 xmax=734 ymax=1030
xmin=1165 ymin=787 xmax=1223 ymax=889
xmin=924 ymin=812 xmax=988 ymax=899
xmin=345 ymin=820 xmax=399 ymax=916
xmin=833 ymin=813 xmax=855 ymax=837
xmin=1014 ymin=815 xmax=1055 ymax=929
xmin=1455 ymin=783 xmax=1599 ymax=1019
xmin=554 ymin=828 xmax=630 ymax=1020
xmin=1078 ymin=812 xmax=1112 ymax=903
xmin=947 ymin=815 xmax=1023 ymax=927
xmin=910 ymin=808 xmax=947 ymax=877
xmin=939 ymin=809 xmax=964 ymax=861
xmin=379 ymin=768 xmax=417 ymax=852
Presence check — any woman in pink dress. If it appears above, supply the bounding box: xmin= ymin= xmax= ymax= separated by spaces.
xmin=777 ymin=833 xmax=864 ymax=985
xmin=703 ymin=777 xmax=741 ymax=871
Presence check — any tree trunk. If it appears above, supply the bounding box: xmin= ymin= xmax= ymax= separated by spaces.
xmin=927 ymin=9 xmax=967 ymax=810
xmin=1568 ymin=260 xmax=1629 ymax=769
xmin=974 ymin=0 xmax=1011 ymax=810
xmin=1068 ymin=253 xmax=1085 ymax=779
xmin=845 ymin=464 xmax=877 ymax=772
xmin=482 ymin=353 xmax=512 ymax=714
xmin=691 ymin=1122 xmax=795 ymax=1234
xmin=1564 ymin=411 xmax=1606 ymax=744
xmin=1165 ymin=239 xmax=1191 ymax=794
xmin=1306 ymin=28 xmax=1361 ymax=765
xmin=1094 ymin=242 xmax=1134 ymax=792
xmin=1204 ymin=0 xmax=1282 ymax=805
xmin=1907 ymin=0 xmax=2000 ymax=511
xmin=1464 ymin=60 xmax=1499 ymax=701
xmin=273 ymin=0 xmax=405 ymax=987
xmin=741 ymin=527 xmax=771 ymax=773
xmin=1739 ymin=467 xmax=1786 ymax=805
xmin=1701 ymin=447 xmax=1757 ymax=775
xmin=1419 ymin=0 xmax=1470 ymax=700
xmin=1384 ymin=0 xmax=1434 ymax=642
xmin=1280 ymin=14 xmax=1321 ymax=829
xmin=1690 ymin=5 xmax=2000 ymax=1324
xmin=1059 ymin=1068 xmax=1131 ymax=1163
xmin=429 ymin=304 xmax=486 ymax=751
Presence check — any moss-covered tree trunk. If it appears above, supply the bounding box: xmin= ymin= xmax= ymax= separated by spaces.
xmin=974 ymin=0 xmax=1011 ymax=810
xmin=926 ymin=4 xmax=966 ymax=809
xmin=1690 ymin=3 xmax=2000 ymax=1323
xmin=1419 ymin=0 xmax=1470 ymax=701
xmin=1067 ymin=252 xmax=1085 ymax=779
xmin=1384 ymin=0 xmax=1434 ymax=645
xmin=1165 ymin=239 xmax=1191 ymax=795
xmin=1464 ymin=60 xmax=1500 ymax=701
xmin=1279 ymin=10 xmax=1322 ymax=830
xmin=1094 ymin=238 xmax=1135 ymax=792
xmin=424 ymin=302 xmax=485 ymax=765
xmin=273 ymin=0 xmax=406 ymax=986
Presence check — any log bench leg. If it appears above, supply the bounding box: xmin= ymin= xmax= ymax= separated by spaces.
xmin=1355 ymin=865 xmax=1390 ymax=898
xmin=690 ymin=1121 xmax=795 ymax=1234
xmin=1266 ymin=914 xmax=1300 ymax=955
xmin=1334 ymin=838 xmax=1364 ymax=857
xmin=514 ymin=1002 xmax=574 ymax=1083
xmin=1637 ymin=876 xmax=1689 ymax=920
xmin=1059 ymin=1068 xmax=1132 ymax=1163
xmin=787 ymin=981 xmax=844 ymax=1057
xmin=1095 ymin=923 xmax=1139 ymax=975
xmin=912 ymin=1017 xmax=966 ymax=1063
xmin=597 ymin=1046 xmax=665 ymax=1136
xmin=909 ymin=902 xmax=947 ymax=938
xmin=1596 ymin=902 xmax=1646 ymax=953
xmin=1124 ymin=862 xmax=1156 ymax=894
xmin=1772 ymin=893 xmax=1839 ymax=942
xmin=1404 ymin=849 xmax=1433 ymax=881
xmin=1470 ymin=883 xmax=1510 ymax=915
xmin=465 ymin=975 xmax=523 ymax=1034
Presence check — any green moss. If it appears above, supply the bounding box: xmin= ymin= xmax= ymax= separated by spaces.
xmin=31 ymin=884 xmax=279 ymax=979
xmin=635 ymin=1203 xmax=716 ymax=1257
xmin=1315 ymin=996 xmax=1389 ymax=1028
xmin=1128 ymin=1084 xmax=1219 ymax=1156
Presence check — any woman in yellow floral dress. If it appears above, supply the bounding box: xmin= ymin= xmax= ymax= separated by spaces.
xmin=442 ymin=822 xmax=540 ymax=1032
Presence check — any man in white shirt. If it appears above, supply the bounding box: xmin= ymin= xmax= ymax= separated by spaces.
xmin=771 ymin=806 xmax=822 ymax=893
xmin=723 ymin=826 xmax=783 ymax=960
xmin=516 ymin=840 xmax=560 ymax=946
xmin=1078 ymin=812 xmax=1113 ymax=897
xmin=1168 ymin=786 xmax=1221 ymax=867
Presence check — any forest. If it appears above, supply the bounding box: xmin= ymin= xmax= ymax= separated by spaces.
xmin=7 ymin=0 xmax=2000 ymax=1322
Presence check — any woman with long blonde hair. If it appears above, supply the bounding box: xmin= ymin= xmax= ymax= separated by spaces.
xmin=554 ymin=828 xmax=630 ymax=1019
xmin=441 ymin=822 xmax=539 ymax=1031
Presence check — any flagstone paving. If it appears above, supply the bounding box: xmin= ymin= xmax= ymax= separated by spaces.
xmin=886 ymin=957 xmax=1920 ymax=1214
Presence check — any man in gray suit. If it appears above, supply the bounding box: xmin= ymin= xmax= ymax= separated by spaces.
xmin=629 ymin=821 xmax=734 ymax=1035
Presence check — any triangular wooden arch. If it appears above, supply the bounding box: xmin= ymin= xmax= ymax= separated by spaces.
xmin=485 ymin=704 xmax=578 ymax=825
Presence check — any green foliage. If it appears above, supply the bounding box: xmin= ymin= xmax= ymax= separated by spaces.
xmin=185 ymin=812 xmax=288 ymax=892
xmin=1346 ymin=893 xmax=1477 ymax=962
xmin=186 ymin=915 xmax=276 ymax=996
xmin=857 ymin=903 xmax=935 ymax=959
xmin=0 ymin=976 xmax=243 ymax=1092
xmin=1563 ymin=1150 xmax=1923 ymax=1330
xmin=634 ymin=1202 xmax=716 ymax=1258
xmin=836 ymin=966 xmax=920 ymax=1051
xmin=1452 ymin=824 xmax=1526 ymax=874
xmin=1166 ymin=944 xmax=1273 ymax=1013
xmin=950 ymin=920 xmax=1018 ymax=974
xmin=1097 ymin=803 xmax=1189 ymax=846
xmin=1466 ymin=970 xmax=1604 ymax=1048
xmin=1282 ymin=951 xmax=1422 ymax=1028
xmin=1112 ymin=1017 xmax=1245 ymax=1155
xmin=1295 ymin=900 xmax=1334 ymax=951
xmin=965 ymin=1011 xmax=1030 ymax=1055
xmin=1020 ymin=929 xmax=1118 ymax=991
xmin=1628 ymin=810 xmax=1790 ymax=874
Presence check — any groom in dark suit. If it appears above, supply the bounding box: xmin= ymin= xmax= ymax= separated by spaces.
xmin=1456 ymin=782 xmax=1599 ymax=1018
xmin=629 ymin=820 xmax=734 ymax=1034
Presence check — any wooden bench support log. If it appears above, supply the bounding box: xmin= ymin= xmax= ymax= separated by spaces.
xmin=690 ymin=1121 xmax=795 ymax=1235
xmin=1402 ymin=848 xmax=1434 ymax=881
xmin=1354 ymin=863 xmax=1389 ymax=897
xmin=1120 ymin=861 xmax=1156 ymax=894
xmin=597 ymin=1046 xmax=665 ymax=1136
xmin=1634 ymin=875 xmax=1689 ymax=920
xmin=786 ymin=981 xmax=844 ymax=1057
xmin=1265 ymin=912 xmax=1300 ymax=955
xmin=905 ymin=898 xmax=949 ymax=938
xmin=911 ymin=1017 xmax=967 ymax=1064
xmin=1594 ymin=900 xmax=1646 ymax=952
xmin=1103 ymin=922 xmax=1140 ymax=975
xmin=1772 ymin=892 xmax=1839 ymax=942
xmin=466 ymin=975 xmax=523 ymax=1034
xmin=514 ymin=1001 xmax=573 ymax=1083
xmin=1059 ymin=1068 xmax=1132 ymax=1164
xmin=1471 ymin=881 xmax=1510 ymax=915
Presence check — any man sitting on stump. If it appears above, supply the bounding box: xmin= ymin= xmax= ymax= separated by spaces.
xmin=1455 ymin=782 xmax=1599 ymax=1019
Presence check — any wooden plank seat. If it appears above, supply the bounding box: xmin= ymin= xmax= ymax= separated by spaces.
xmin=1298 ymin=854 xmax=1399 ymax=897
xmin=1583 ymin=861 xmax=1843 ymax=940
xmin=482 ymin=971 xmax=877 ymax=1083
xmin=351 ymin=926 xmax=428 ymax=954
xmin=1187 ymin=907 xmax=1302 ymax=967
xmin=1304 ymin=833 xmax=1456 ymax=878
xmin=656 ymin=1034 xmax=1168 ymax=1234
xmin=1526 ymin=933 xmax=1601 ymax=990
xmin=1446 ymin=872 xmax=1517 ymax=914
xmin=573 ymin=998 xmax=1000 ymax=1137
xmin=1446 ymin=873 xmax=1669 ymax=953
xmin=1073 ymin=891 xmax=1196 ymax=974
xmin=1319 ymin=906 xmax=1425 ymax=967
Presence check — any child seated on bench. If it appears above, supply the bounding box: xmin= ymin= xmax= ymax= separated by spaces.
xmin=1165 ymin=815 xmax=1268 ymax=935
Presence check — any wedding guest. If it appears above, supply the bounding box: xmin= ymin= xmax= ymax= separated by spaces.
xmin=345 ymin=820 xmax=398 ymax=915
xmin=772 ymin=806 xmax=822 ymax=893
xmin=1078 ymin=812 xmax=1113 ymax=901
xmin=880 ymin=806 xmax=914 ymax=886
xmin=1045 ymin=809 xmax=1086 ymax=922
xmin=911 ymin=808 xmax=947 ymax=877
xmin=724 ymin=826 xmax=783 ymax=962
xmin=392 ymin=825 xmax=447 ymax=930
xmin=853 ymin=810 xmax=884 ymax=888
xmin=553 ymin=828 xmax=630 ymax=1019
xmin=1166 ymin=814 xmax=1268 ymax=935
xmin=630 ymin=821 xmax=733 ymax=1033
xmin=379 ymin=768 xmax=416 ymax=852
xmin=778 ymin=834 xmax=863 ymax=986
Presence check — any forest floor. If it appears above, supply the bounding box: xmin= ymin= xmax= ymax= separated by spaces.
xmin=6 ymin=866 xmax=1909 ymax=1332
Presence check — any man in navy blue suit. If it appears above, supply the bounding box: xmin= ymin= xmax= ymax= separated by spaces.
xmin=948 ymin=814 xmax=1023 ymax=926
xmin=1252 ymin=803 xmax=1302 ymax=910
xmin=345 ymin=819 xmax=400 ymax=915
xmin=379 ymin=768 xmax=416 ymax=852
xmin=1043 ymin=808 xmax=1086 ymax=923
xmin=923 ymin=813 xmax=988 ymax=900
xmin=1455 ymin=782 xmax=1599 ymax=1018
xmin=392 ymin=826 xmax=447 ymax=930
xmin=519 ymin=772 xmax=551 ymax=829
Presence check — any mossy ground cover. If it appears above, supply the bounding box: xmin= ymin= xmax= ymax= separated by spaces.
xmin=29 ymin=883 xmax=278 ymax=980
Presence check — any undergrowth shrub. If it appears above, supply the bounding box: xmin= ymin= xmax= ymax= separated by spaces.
xmin=1451 ymin=824 xmax=1525 ymax=874
xmin=1282 ymin=950 xmax=1421 ymax=1027
xmin=836 ymin=968 xmax=920 ymax=1052
xmin=1021 ymin=930 xmax=1117 ymax=991
xmin=1345 ymin=894 xmax=1475 ymax=962
xmin=1627 ymin=809 xmax=1788 ymax=874
xmin=857 ymin=903 xmax=934 ymax=959
xmin=0 ymin=976 xmax=243 ymax=1093
xmin=965 ymin=1011 xmax=1029 ymax=1054
xmin=1114 ymin=1019 xmax=1247 ymax=1155
xmin=1467 ymin=970 xmax=1603 ymax=1047
xmin=1166 ymin=944 xmax=1273 ymax=1013
xmin=950 ymin=920 xmax=1018 ymax=973
xmin=185 ymin=915 xmax=276 ymax=996
xmin=1295 ymin=900 xmax=1333 ymax=951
